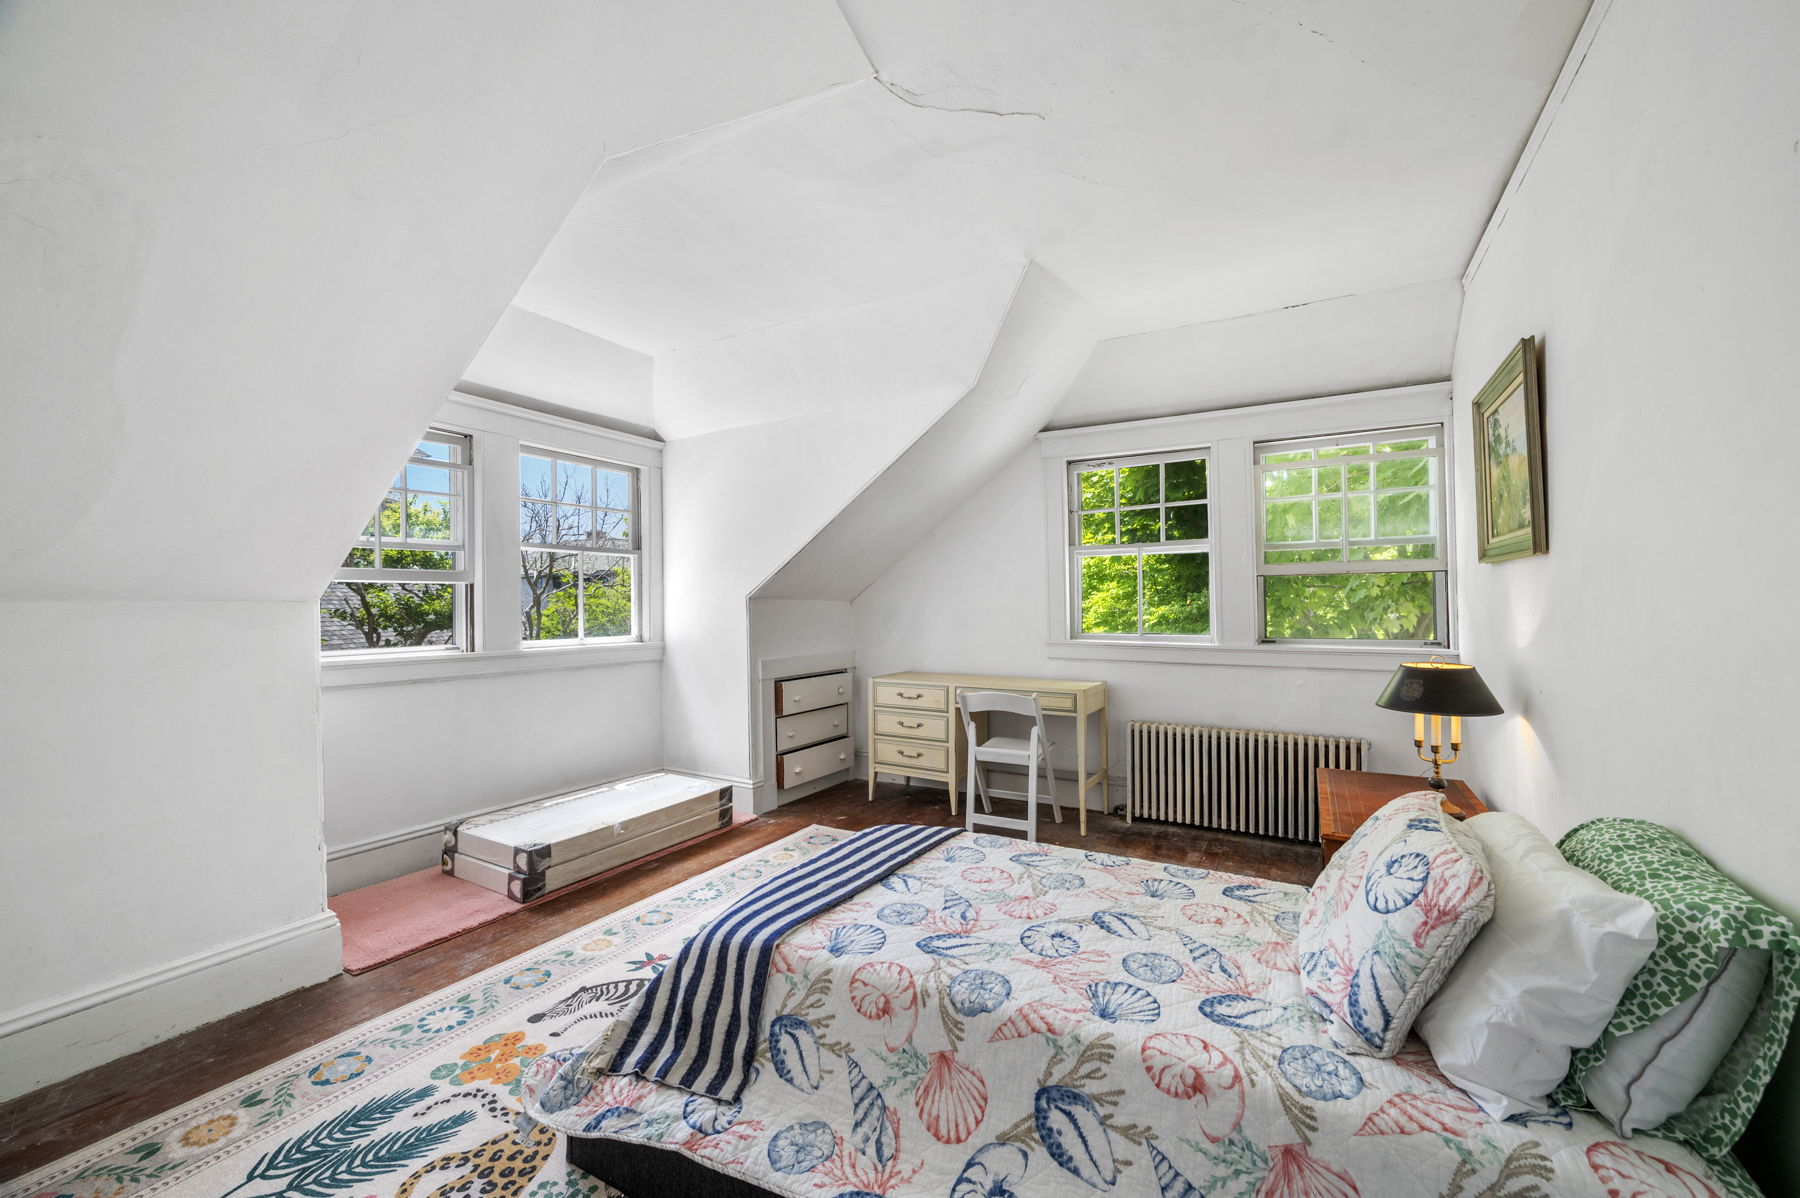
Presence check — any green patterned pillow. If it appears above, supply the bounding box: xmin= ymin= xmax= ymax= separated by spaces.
xmin=1554 ymin=817 xmax=1799 ymax=1160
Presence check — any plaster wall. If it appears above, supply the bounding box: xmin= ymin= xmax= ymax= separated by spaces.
xmin=661 ymin=407 xmax=941 ymax=791
xmin=658 ymin=275 xmax=1020 ymax=791
xmin=0 ymin=600 xmax=337 ymax=1099
xmin=1052 ymin=279 xmax=1461 ymax=429
xmin=320 ymin=661 xmax=663 ymax=893
xmin=852 ymin=446 xmax=1424 ymax=786
xmin=1448 ymin=0 xmax=1800 ymax=1180
xmin=0 ymin=0 xmax=866 ymax=1096
xmin=462 ymin=308 xmax=656 ymax=437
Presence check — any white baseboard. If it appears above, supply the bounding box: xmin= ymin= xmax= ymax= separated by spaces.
xmin=0 ymin=911 xmax=342 ymax=1104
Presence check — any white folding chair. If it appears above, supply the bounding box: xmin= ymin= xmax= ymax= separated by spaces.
xmin=957 ymin=690 xmax=1062 ymax=842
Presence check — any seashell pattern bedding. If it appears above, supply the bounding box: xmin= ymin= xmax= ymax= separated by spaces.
xmin=525 ymin=832 xmax=1760 ymax=1198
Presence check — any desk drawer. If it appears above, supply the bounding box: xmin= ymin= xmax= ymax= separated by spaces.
xmin=776 ymin=671 xmax=851 ymax=717
xmin=874 ymin=710 xmax=949 ymax=741
xmin=776 ymin=705 xmax=848 ymax=752
xmin=873 ymin=737 xmax=948 ymax=774
xmin=777 ymin=736 xmax=851 ymax=789
xmin=874 ymin=681 xmax=949 ymax=712
xmin=960 ymin=687 xmax=1075 ymax=712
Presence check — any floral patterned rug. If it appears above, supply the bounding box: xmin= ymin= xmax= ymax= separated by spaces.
xmin=4 ymin=825 xmax=850 ymax=1198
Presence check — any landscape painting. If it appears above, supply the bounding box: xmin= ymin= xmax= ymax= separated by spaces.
xmin=1472 ymin=337 xmax=1547 ymax=562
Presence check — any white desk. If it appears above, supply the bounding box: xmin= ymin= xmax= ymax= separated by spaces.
xmin=866 ymin=671 xmax=1109 ymax=835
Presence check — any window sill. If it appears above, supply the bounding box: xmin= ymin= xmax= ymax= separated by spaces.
xmin=321 ymin=641 xmax=664 ymax=689
xmin=1044 ymin=638 xmax=1455 ymax=672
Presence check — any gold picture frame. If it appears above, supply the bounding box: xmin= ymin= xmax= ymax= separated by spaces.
xmin=1471 ymin=336 xmax=1547 ymax=563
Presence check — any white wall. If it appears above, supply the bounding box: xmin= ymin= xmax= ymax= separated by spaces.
xmin=852 ymin=445 xmax=1426 ymax=786
xmin=0 ymin=0 xmax=876 ymax=1100
xmin=661 ymin=408 xmax=943 ymax=789
xmin=1450 ymin=0 xmax=1800 ymax=1182
xmin=322 ymin=662 xmax=662 ymax=893
xmin=1052 ymin=279 xmax=1461 ymax=429
xmin=658 ymin=274 xmax=1022 ymax=790
xmin=462 ymin=307 xmax=656 ymax=437
xmin=0 ymin=601 xmax=339 ymax=1098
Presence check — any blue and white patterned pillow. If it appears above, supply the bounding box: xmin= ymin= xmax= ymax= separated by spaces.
xmin=1298 ymin=793 xmax=1494 ymax=1057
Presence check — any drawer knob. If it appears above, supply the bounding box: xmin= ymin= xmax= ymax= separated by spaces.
xmin=838 ymin=753 xmax=847 ymax=761
xmin=793 ymin=766 xmax=804 ymax=775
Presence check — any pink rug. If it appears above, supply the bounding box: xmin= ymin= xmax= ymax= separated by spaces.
xmin=330 ymin=813 xmax=757 ymax=973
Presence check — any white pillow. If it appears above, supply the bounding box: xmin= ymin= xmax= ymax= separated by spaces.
xmin=1584 ymin=946 xmax=1769 ymax=1135
xmin=1414 ymin=811 xmax=1657 ymax=1119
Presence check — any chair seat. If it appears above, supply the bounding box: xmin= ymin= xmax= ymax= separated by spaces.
xmin=969 ymin=735 xmax=1053 ymax=764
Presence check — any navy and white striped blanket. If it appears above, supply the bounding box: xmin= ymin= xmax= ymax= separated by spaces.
xmin=590 ymin=822 xmax=960 ymax=1101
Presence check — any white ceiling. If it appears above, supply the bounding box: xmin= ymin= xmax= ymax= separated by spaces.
xmin=510 ymin=0 xmax=1590 ymax=367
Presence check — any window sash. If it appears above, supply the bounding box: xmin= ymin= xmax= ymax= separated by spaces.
xmin=519 ymin=446 xmax=642 ymax=644
xmin=1067 ymin=448 xmax=1212 ymax=640
xmin=1254 ymin=425 xmax=1443 ymax=578
xmin=519 ymin=547 xmax=642 ymax=644
xmin=519 ymin=446 xmax=639 ymax=554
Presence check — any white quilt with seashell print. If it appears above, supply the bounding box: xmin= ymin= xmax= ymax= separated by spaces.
xmin=524 ymin=832 xmax=1761 ymax=1198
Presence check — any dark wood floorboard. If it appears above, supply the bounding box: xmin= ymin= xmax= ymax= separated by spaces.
xmin=0 ymin=781 xmax=1321 ymax=1181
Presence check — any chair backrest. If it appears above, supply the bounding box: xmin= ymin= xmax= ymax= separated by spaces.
xmin=957 ymin=690 xmax=1050 ymax=752
xmin=958 ymin=690 xmax=1042 ymax=718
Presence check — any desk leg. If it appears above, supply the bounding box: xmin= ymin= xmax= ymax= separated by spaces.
xmin=1076 ymin=712 xmax=1088 ymax=837
xmin=1101 ymin=710 xmax=1112 ymax=823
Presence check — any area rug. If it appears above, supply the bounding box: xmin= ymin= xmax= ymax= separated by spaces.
xmin=3 ymin=825 xmax=850 ymax=1198
xmin=331 ymin=813 xmax=760 ymax=974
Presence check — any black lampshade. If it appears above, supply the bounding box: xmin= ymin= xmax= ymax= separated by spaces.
xmin=1375 ymin=661 xmax=1503 ymax=717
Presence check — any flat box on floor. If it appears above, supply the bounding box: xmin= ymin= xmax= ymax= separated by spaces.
xmin=442 ymin=772 xmax=733 ymax=902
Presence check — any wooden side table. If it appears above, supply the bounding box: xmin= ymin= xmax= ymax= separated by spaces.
xmin=1317 ymin=769 xmax=1486 ymax=864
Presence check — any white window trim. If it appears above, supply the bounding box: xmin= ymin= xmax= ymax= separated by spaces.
xmin=322 ymin=391 xmax=663 ymax=684
xmin=1038 ymin=383 xmax=1458 ymax=672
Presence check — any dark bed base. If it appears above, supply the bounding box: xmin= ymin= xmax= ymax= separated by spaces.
xmin=566 ymin=1134 xmax=780 ymax=1198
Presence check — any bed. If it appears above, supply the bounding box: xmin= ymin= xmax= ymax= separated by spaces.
xmin=524 ymin=826 xmax=1768 ymax=1198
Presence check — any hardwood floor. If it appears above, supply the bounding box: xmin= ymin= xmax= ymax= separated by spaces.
xmin=0 ymin=780 xmax=1322 ymax=1182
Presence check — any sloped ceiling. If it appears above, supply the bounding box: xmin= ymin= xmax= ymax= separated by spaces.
xmin=512 ymin=0 xmax=1590 ymax=373
xmin=0 ymin=0 xmax=875 ymax=603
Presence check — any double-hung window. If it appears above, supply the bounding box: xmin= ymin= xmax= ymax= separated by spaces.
xmin=1069 ymin=451 xmax=1211 ymax=637
xmin=320 ymin=393 xmax=660 ymax=665
xmin=519 ymin=450 xmax=639 ymax=643
xmin=1257 ymin=427 xmax=1445 ymax=644
xmin=321 ymin=431 xmax=471 ymax=652
xmin=1045 ymin=385 xmax=1454 ymax=660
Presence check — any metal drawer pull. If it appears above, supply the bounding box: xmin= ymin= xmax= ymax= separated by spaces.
xmin=897 ymin=749 xmax=923 ymax=759
xmin=898 ymin=720 xmax=923 ymax=729
xmin=897 ymin=691 xmax=924 ymax=700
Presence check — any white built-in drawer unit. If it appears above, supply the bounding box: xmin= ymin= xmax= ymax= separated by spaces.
xmin=777 ymin=737 xmax=852 ymax=788
xmin=775 ymin=670 xmax=852 ymax=717
xmin=775 ymin=705 xmax=849 ymax=752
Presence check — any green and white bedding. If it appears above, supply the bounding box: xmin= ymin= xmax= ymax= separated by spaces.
xmin=526 ymin=831 xmax=1762 ymax=1198
xmin=1556 ymin=818 xmax=1800 ymax=1160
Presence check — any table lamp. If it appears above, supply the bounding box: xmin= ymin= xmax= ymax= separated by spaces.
xmin=1375 ymin=658 xmax=1502 ymax=812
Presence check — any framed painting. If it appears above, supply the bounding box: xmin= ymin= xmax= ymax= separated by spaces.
xmin=1471 ymin=336 xmax=1547 ymax=562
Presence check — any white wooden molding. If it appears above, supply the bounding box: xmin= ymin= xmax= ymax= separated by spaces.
xmin=0 ymin=912 xmax=340 ymax=1039
xmin=0 ymin=912 xmax=342 ymax=1103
